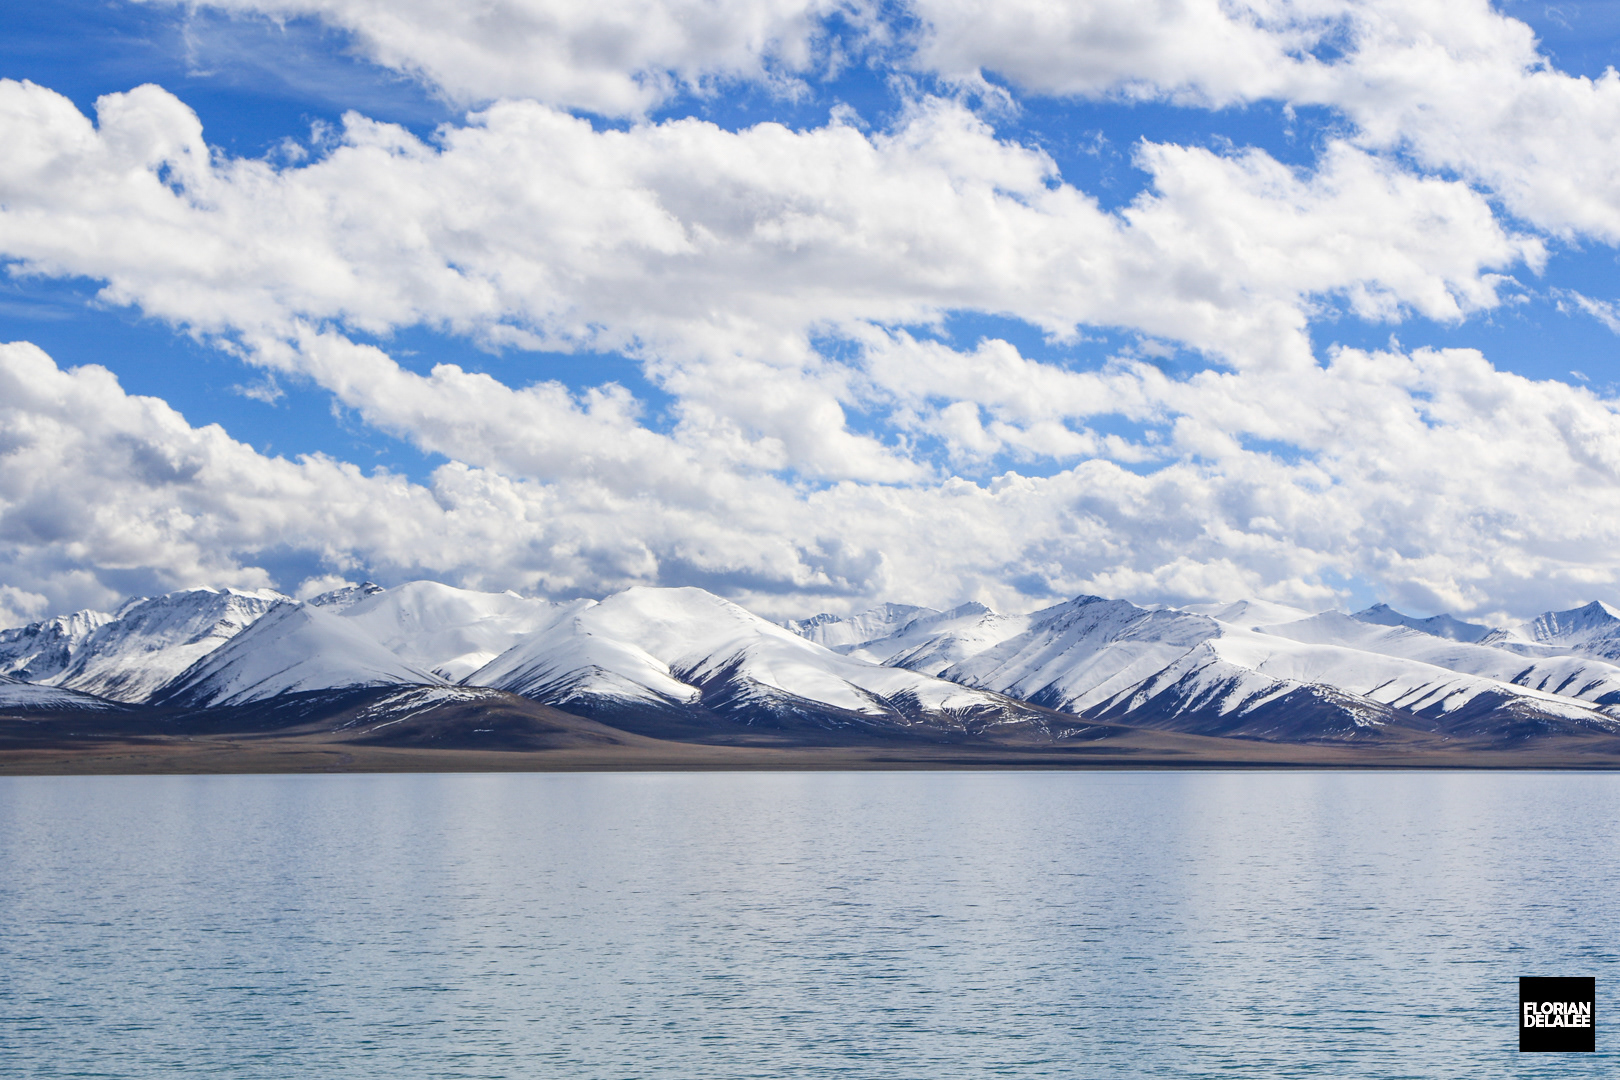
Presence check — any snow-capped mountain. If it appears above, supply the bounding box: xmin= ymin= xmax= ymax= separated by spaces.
xmin=1259 ymin=612 xmax=1620 ymax=708
xmin=8 ymin=579 xmax=1620 ymax=748
xmin=338 ymin=581 xmax=583 ymax=681
xmin=1179 ymin=598 xmax=1317 ymax=628
xmin=1202 ymin=611 xmax=1618 ymax=736
xmin=0 ymin=608 xmax=116 ymax=682
xmin=471 ymin=586 xmax=1042 ymax=735
xmin=1350 ymin=603 xmax=1491 ymax=643
xmin=912 ymin=597 xmax=1400 ymax=739
xmin=786 ymin=603 xmax=940 ymax=650
xmin=306 ymin=581 xmax=386 ymax=612
xmin=806 ymin=595 xmax=1620 ymax=740
xmin=44 ymin=588 xmax=287 ymax=703
xmin=1516 ymin=601 xmax=1620 ymax=661
xmin=838 ymin=602 xmax=1028 ymax=670
xmin=154 ymin=602 xmax=445 ymax=709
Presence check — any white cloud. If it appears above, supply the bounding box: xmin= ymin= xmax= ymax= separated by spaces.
xmin=0 ymin=74 xmax=1542 ymax=553
xmin=231 ymin=373 xmax=285 ymax=403
xmin=1297 ymin=3 xmax=1620 ymax=243
xmin=0 ymin=80 xmax=1533 ymax=353
xmin=150 ymin=0 xmax=1328 ymax=116
xmin=910 ymin=0 xmax=1334 ymax=105
xmin=1557 ymin=289 xmax=1620 ymax=335
xmin=0 ymin=584 xmax=50 ymax=628
xmin=7 ymin=4 xmax=1620 ymax=622
xmin=8 ymin=337 xmax=1620 ymax=626
xmin=124 ymin=1 xmax=1620 ymax=245
xmin=138 ymin=0 xmax=854 ymax=116
xmin=911 ymin=0 xmax=1620 ymax=245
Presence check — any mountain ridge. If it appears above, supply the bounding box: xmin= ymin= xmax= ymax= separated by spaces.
xmin=6 ymin=582 xmax=1620 ymax=753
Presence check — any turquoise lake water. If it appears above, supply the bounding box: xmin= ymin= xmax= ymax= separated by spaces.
xmin=1 ymin=770 xmax=1615 ymax=1077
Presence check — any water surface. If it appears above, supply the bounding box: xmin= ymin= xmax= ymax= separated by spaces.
xmin=1 ymin=770 xmax=1615 ymax=1077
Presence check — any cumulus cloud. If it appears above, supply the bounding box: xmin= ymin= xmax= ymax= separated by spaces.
xmin=0 ymin=583 xmax=50 ymax=628
xmin=913 ymin=0 xmax=1620 ymax=244
xmin=0 ymin=77 xmax=1519 ymax=537
xmin=6 ymin=2 xmax=1620 ymax=623
xmin=910 ymin=0 xmax=1334 ymax=105
xmin=8 ymin=338 xmax=1620 ymax=625
xmin=137 ymin=0 xmax=853 ymax=115
xmin=1293 ymin=2 xmax=1620 ymax=243
xmin=0 ymin=78 xmax=1536 ymax=465
xmin=129 ymin=0 xmax=1620 ymax=243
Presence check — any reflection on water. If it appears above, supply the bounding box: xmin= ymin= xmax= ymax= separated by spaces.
xmin=0 ymin=770 xmax=1615 ymax=1077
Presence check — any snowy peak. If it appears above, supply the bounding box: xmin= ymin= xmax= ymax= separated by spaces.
xmin=844 ymin=594 xmax=1620 ymax=742
xmin=470 ymin=586 xmax=791 ymax=711
xmin=155 ymin=601 xmax=446 ymax=708
xmin=1022 ymin=595 xmax=1219 ymax=649
xmin=1537 ymin=600 xmax=1620 ymax=632
xmin=786 ymin=602 xmax=942 ymax=649
xmin=1182 ymin=598 xmax=1317 ymax=628
xmin=470 ymin=608 xmax=705 ymax=712
xmin=50 ymin=587 xmax=287 ymax=702
xmin=0 ymin=608 xmax=116 ymax=683
xmin=472 ymin=586 xmax=1037 ymax=734
xmin=1351 ymin=603 xmax=1491 ymax=643
xmin=306 ymin=581 xmax=386 ymax=611
xmin=1524 ymin=601 xmax=1620 ymax=657
xmin=860 ymin=602 xmax=1024 ymax=671
xmin=941 ymin=595 xmax=1222 ymax=715
xmin=9 ymin=580 xmax=1620 ymax=747
xmin=340 ymin=580 xmax=583 ymax=681
xmin=940 ymin=596 xmax=1396 ymax=740
xmin=1259 ymin=611 xmax=1620 ymax=710
xmin=579 ymin=586 xmax=808 ymax=663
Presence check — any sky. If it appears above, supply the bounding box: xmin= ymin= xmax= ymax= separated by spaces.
xmin=4 ymin=0 xmax=1620 ymax=626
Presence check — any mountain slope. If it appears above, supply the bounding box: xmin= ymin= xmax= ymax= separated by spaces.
xmin=0 ymin=674 xmax=121 ymax=712
xmin=339 ymin=581 xmax=585 ymax=681
xmin=841 ymin=603 xmax=1031 ymax=672
xmin=828 ymin=595 xmax=1375 ymax=738
xmin=1205 ymin=618 xmax=1618 ymax=735
xmin=306 ymin=581 xmax=386 ymax=611
xmin=1259 ymin=612 xmax=1620 ymax=709
xmin=47 ymin=588 xmax=286 ymax=703
xmin=10 ymin=580 xmax=1620 ymax=750
xmin=849 ymin=595 xmax=1620 ymax=741
xmin=471 ymin=586 xmax=1045 ymax=737
xmin=921 ymin=597 xmax=1384 ymax=739
xmin=1350 ymin=603 xmax=1491 ymax=643
xmin=154 ymin=602 xmax=446 ymax=709
xmin=786 ymin=603 xmax=941 ymax=650
xmin=1517 ymin=601 xmax=1620 ymax=661
xmin=0 ymin=609 xmax=116 ymax=682
xmin=1180 ymin=598 xmax=1318 ymax=628
xmin=939 ymin=597 xmax=1220 ymax=713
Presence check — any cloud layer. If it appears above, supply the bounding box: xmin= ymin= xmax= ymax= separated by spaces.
xmin=4 ymin=1 xmax=1620 ymax=625
xmin=9 ymin=331 xmax=1620 ymax=629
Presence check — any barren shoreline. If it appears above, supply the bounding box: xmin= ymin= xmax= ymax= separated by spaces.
xmin=7 ymin=733 xmax=1620 ymax=775
xmin=9 ymin=688 xmax=1620 ymax=775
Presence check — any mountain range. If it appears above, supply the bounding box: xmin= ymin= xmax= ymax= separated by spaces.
xmin=6 ymin=581 xmax=1620 ymax=761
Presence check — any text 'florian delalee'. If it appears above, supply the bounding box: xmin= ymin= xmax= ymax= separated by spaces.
xmin=1522 ymin=1001 xmax=1593 ymax=1028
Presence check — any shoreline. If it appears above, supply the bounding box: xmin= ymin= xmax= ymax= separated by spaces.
xmin=6 ymin=735 xmax=1620 ymax=775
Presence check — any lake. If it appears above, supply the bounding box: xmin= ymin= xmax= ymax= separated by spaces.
xmin=1 ymin=770 xmax=1615 ymax=1077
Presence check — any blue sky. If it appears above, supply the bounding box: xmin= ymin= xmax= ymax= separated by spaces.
xmin=4 ymin=0 xmax=1620 ymax=623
